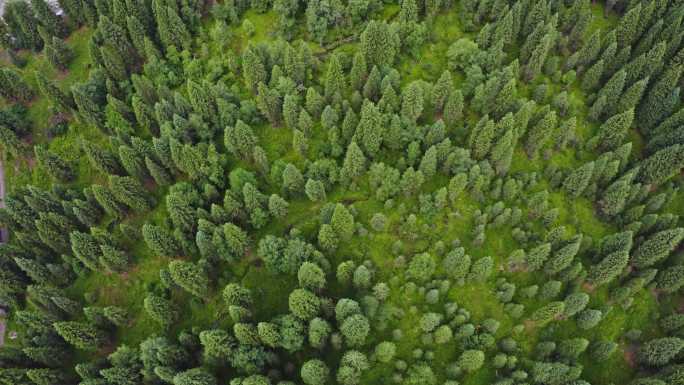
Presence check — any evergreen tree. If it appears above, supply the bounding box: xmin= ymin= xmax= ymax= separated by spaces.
xmin=31 ymin=0 xmax=67 ymax=38
xmin=109 ymin=175 xmax=153 ymax=212
xmin=168 ymin=260 xmax=209 ymax=298
xmin=638 ymin=337 xmax=684 ymax=367
xmin=325 ymin=53 xmax=346 ymax=102
xmin=615 ymin=76 xmax=648 ymax=114
xmin=637 ymin=144 xmax=684 ymax=185
xmin=34 ymin=145 xmax=74 ymax=182
xmin=562 ymin=161 xmax=594 ymax=197
xmin=35 ymin=72 xmax=74 ymax=112
xmin=143 ymin=224 xmax=181 ymax=257
xmin=616 ymin=4 xmax=641 ymax=48
xmin=590 ymin=109 xmax=634 ymax=151
xmin=242 ymin=46 xmax=268 ymax=93
xmin=331 ymin=203 xmax=354 ymax=240
xmin=0 ymin=68 xmax=34 ymax=103
xmin=360 ymin=20 xmax=399 ymax=68
xmin=340 ymin=141 xmax=367 ymax=182
xmin=54 ymin=321 xmax=107 ymax=350
xmin=144 ymin=293 xmax=178 ymax=329
xmin=355 ymin=100 xmax=383 ymax=157
xmin=632 ymin=228 xmax=684 ymax=269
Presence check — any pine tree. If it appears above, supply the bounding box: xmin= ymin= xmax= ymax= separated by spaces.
xmin=54 ymin=321 xmax=107 ymax=350
xmin=31 ymin=0 xmax=67 ymax=38
xmin=44 ymin=36 xmax=72 ymax=70
xmin=26 ymin=368 xmax=70 ymax=385
xmin=596 ymin=69 xmax=625 ymax=117
xmin=100 ymin=244 xmax=129 ymax=273
xmin=615 ymin=76 xmax=648 ymax=115
xmin=187 ymin=79 xmax=218 ymax=125
xmin=144 ymin=293 xmax=178 ymax=329
xmin=632 ymin=228 xmax=684 ymax=269
xmin=331 ymin=203 xmax=354 ymax=240
xmin=562 ymin=161 xmax=594 ymax=197
xmin=491 ymin=129 xmax=515 ymax=175
xmin=355 ymin=100 xmax=383 ymax=158
xmin=360 ymin=20 xmax=399 ymax=68
xmin=325 ymin=53 xmax=345 ymax=102
xmin=36 ymin=71 xmax=76 ymax=112
xmin=5 ymin=0 xmax=42 ymax=50
xmin=525 ymin=109 xmax=556 ymax=158
xmin=256 ymin=83 xmax=282 ymax=126
xmin=0 ymin=68 xmax=34 ymax=103
xmin=109 ymin=175 xmax=153 ymax=212
xmin=350 ymin=51 xmax=368 ymax=91
xmin=225 ymin=120 xmax=257 ymax=159
xmin=168 ymin=260 xmax=209 ymax=298
xmin=638 ymin=337 xmax=684 ymax=367
xmin=637 ymin=144 xmax=684 ymax=185
xmin=580 ymin=59 xmax=604 ymax=92
xmin=616 ymin=4 xmax=641 ymax=48
xmin=444 ymin=89 xmax=464 ymax=127
xmin=142 ymin=224 xmax=181 ymax=257
xmin=544 ymin=235 xmax=582 ymax=275
xmin=242 ymin=45 xmax=268 ymax=93
xmin=638 ymin=66 xmax=683 ymax=132
xmin=470 ymin=115 xmax=496 ymax=160
xmin=70 ymin=230 xmax=102 ymax=271
xmin=590 ymin=109 xmax=634 ymax=151
xmin=34 ymin=145 xmax=74 ymax=182
xmin=92 ymin=184 xmax=127 ymax=218
xmin=340 ymin=141 xmax=367 ymax=182
xmin=97 ymin=16 xmax=135 ymax=64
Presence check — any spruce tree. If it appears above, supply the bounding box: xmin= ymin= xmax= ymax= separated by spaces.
xmin=590 ymin=109 xmax=634 ymax=151
xmin=168 ymin=260 xmax=209 ymax=298
xmin=54 ymin=321 xmax=107 ymax=350
xmin=562 ymin=161 xmax=594 ymax=197
xmin=34 ymin=145 xmax=74 ymax=182
xmin=632 ymin=228 xmax=684 ymax=269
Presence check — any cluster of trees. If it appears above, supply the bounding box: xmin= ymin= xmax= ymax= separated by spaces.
xmin=0 ymin=0 xmax=683 ymax=384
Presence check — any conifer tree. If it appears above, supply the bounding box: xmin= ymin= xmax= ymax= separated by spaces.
xmin=325 ymin=53 xmax=346 ymax=102
xmin=242 ymin=46 xmax=268 ymax=93
xmin=562 ymin=161 xmax=594 ymax=197
xmin=637 ymin=66 xmax=683 ymax=132
xmin=109 ymin=175 xmax=153 ymax=212
xmin=589 ymin=109 xmax=634 ymax=151
xmin=70 ymin=230 xmax=102 ymax=271
xmin=350 ymin=51 xmax=368 ymax=91
xmin=615 ymin=76 xmax=648 ymax=115
xmin=44 ymin=36 xmax=72 ymax=71
xmin=142 ymin=224 xmax=181 ymax=257
xmin=360 ymin=20 xmax=399 ymax=68
xmin=525 ymin=109 xmax=556 ymax=158
xmin=256 ymin=83 xmax=282 ymax=126
xmin=331 ymin=203 xmax=355 ymax=240
xmin=355 ymin=100 xmax=383 ymax=158
xmin=31 ymin=0 xmax=67 ymax=38
xmin=616 ymin=4 xmax=641 ymax=48
xmin=340 ymin=141 xmax=367 ymax=182
xmin=54 ymin=321 xmax=107 ymax=350
xmin=144 ymin=293 xmax=178 ymax=329
xmin=632 ymin=228 xmax=684 ymax=269
xmin=168 ymin=260 xmax=209 ymax=298
xmin=638 ymin=337 xmax=684 ymax=367
xmin=36 ymin=71 xmax=76 ymax=113
xmin=637 ymin=144 xmax=684 ymax=185
xmin=34 ymin=145 xmax=74 ymax=182
xmin=401 ymin=81 xmax=424 ymax=123
xmin=0 ymin=68 xmax=34 ymax=103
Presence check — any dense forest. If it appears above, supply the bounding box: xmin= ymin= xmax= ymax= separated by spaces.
xmin=0 ymin=0 xmax=683 ymax=384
